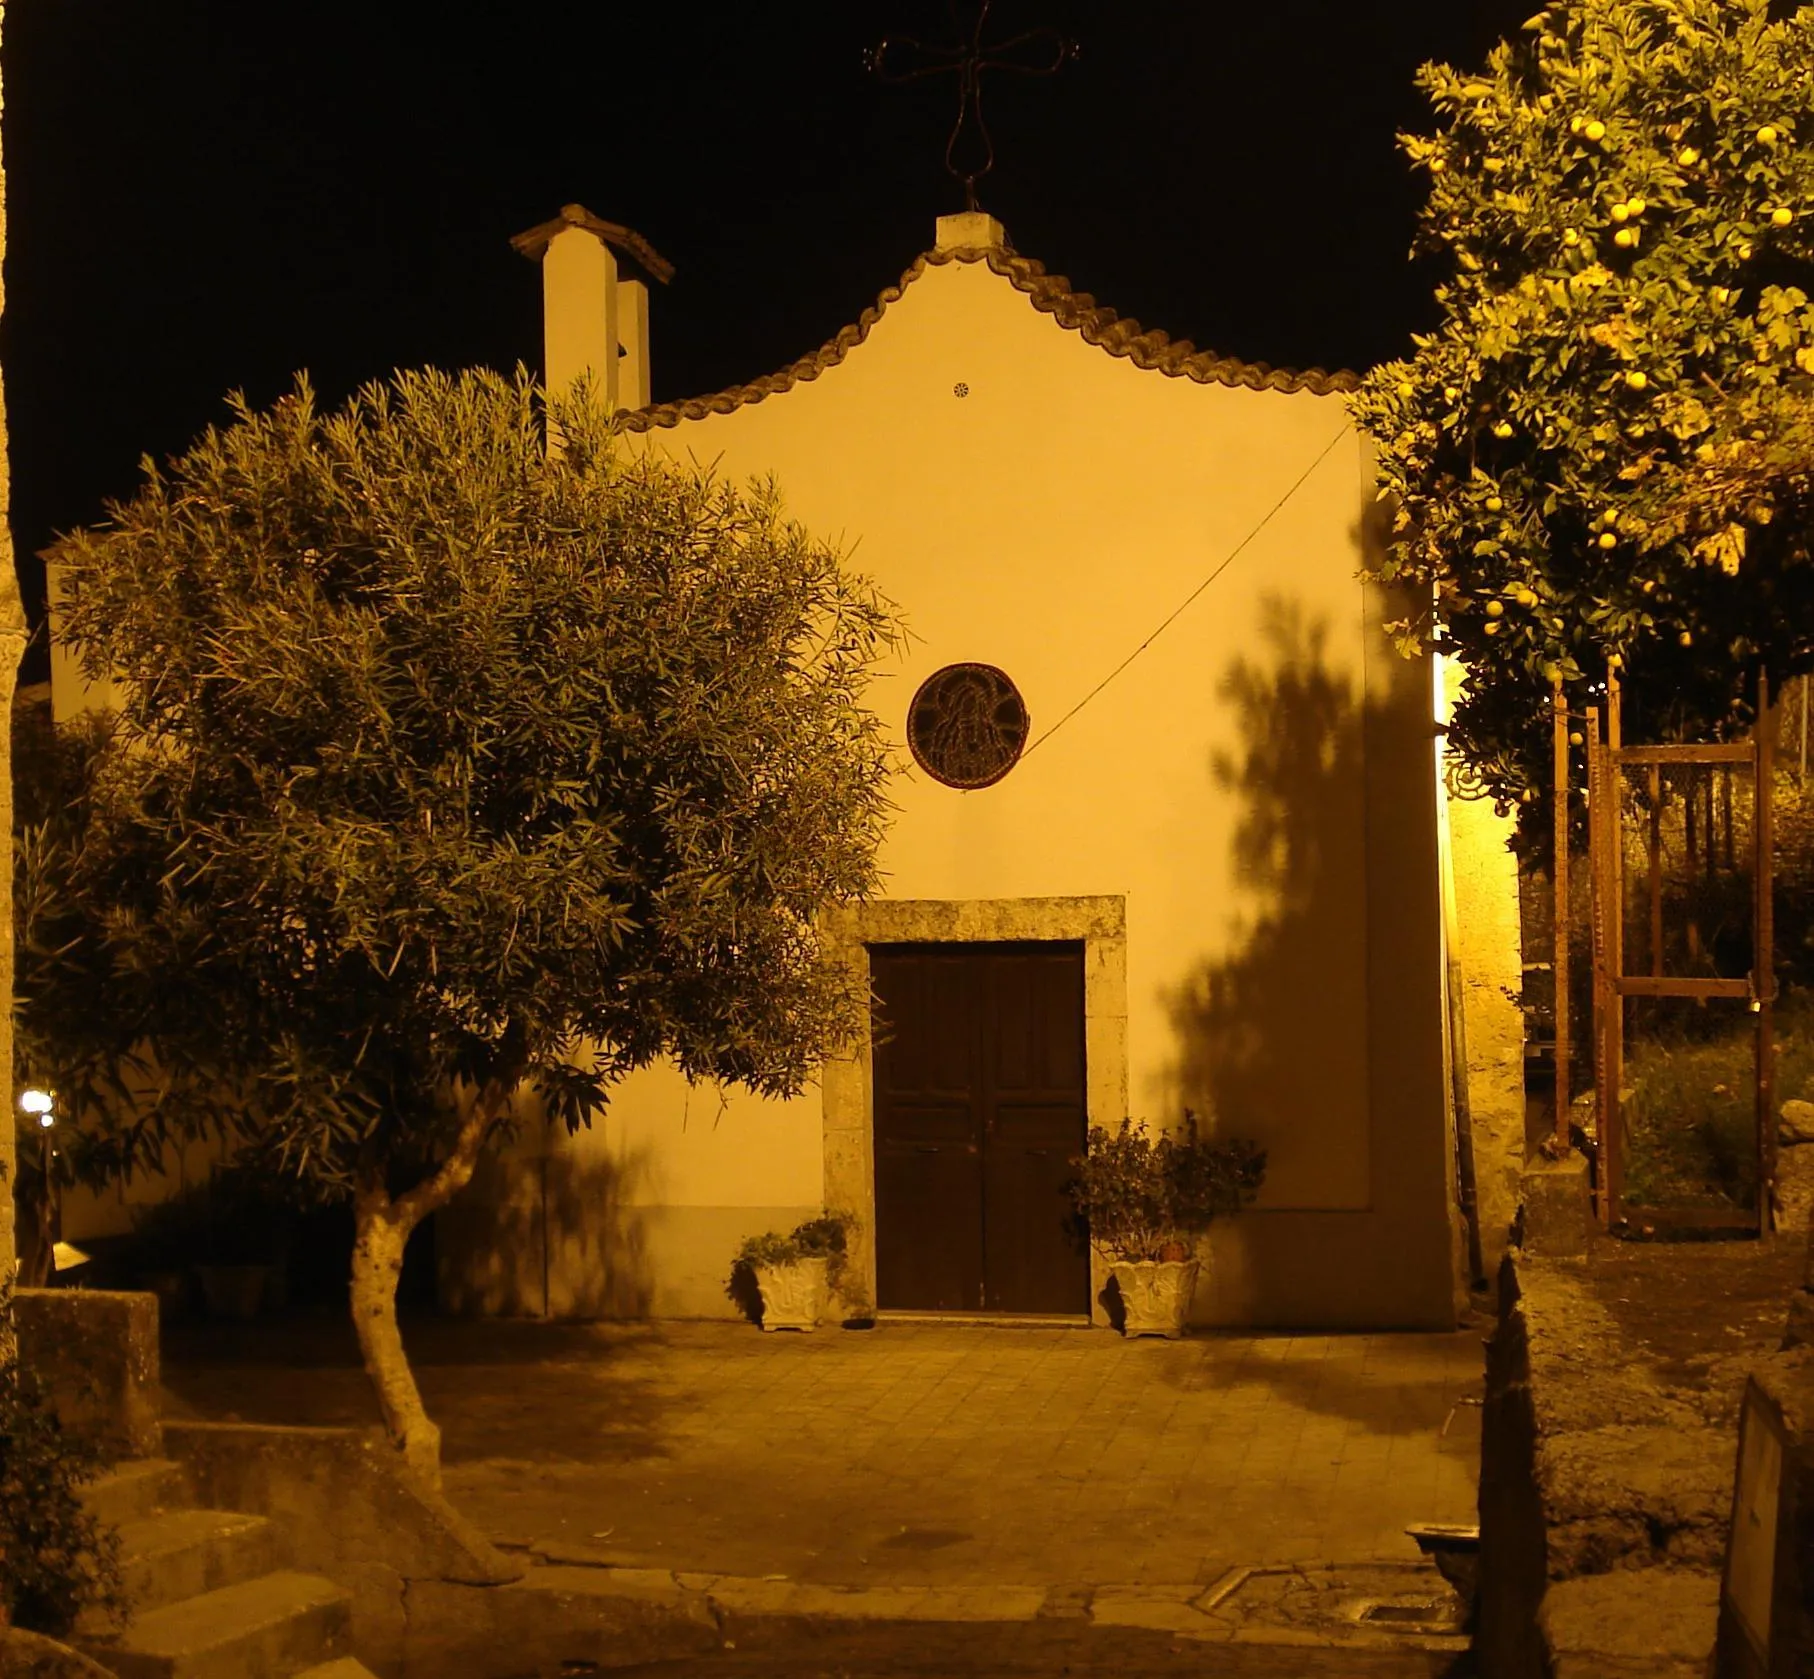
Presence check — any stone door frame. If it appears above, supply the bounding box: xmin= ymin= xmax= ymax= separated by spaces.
xmin=818 ymin=895 xmax=1128 ymax=1326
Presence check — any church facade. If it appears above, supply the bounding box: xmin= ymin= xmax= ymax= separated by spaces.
xmin=434 ymin=204 xmax=1487 ymax=1331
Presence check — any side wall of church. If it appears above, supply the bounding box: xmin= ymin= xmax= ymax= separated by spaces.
xmin=440 ymin=258 xmax=1460 ymax=1329
xmin=1441 ymin=659 xmax=1528 ymax=1280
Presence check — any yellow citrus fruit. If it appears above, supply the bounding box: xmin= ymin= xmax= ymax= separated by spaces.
xmin=1444 ymin=385 xmax=1460 ymax=401
xmin=1773 ymin=207 xmax=1794 ymax=227
xmin=1759 ymin=125 xmax=1779 ymax=145
xmin=1625 ymin=370 xmax=1649 ymax=391
xmin=1570 ymin=731 xmax=1585 ymax=746
xmin=1585 ymin=119 xmax=1607 ymax=141
xmin=1398 ymin=380 xmax=1415 ymax=398
xmin=1711 ymin=285 xmax=1729 ymax=304
xmin=1493 ymin=421 xmax=1515 ymax=439
xmin=1518 ymin=587 xmax=1540 ymax=607
xmin=1740 ymin=243 xmax=1754 ymax=259
xmin=1679 ymin=147 xmax=1699 ymax=166
xmin=1627 ymin=197 xmax=1646 ymax=216
xmin=1614 ymin=228 xmax=1637 ymax=248
xmin=1563 ymin=228 xmax=1580 ymax=245
xmin=1610 ymin=202 xmax=1630 ymax=223
xmin=1484 ymin=621 xmax=1502 ymax=636
xmin=1486 ymin=600 xmax=1505 ymax=618
xmin=1430 ymin=158 xmax=1446 ymax=173
xmin=1679 ymin=630 xmax=1694 ymax=647
xmin=1599 ymin=531 xmax=1617 ymax=549
xmin=1486 ymin=496 xmax=1504 ymax=512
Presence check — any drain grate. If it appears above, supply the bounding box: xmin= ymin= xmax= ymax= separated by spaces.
xmin=1358 ymin=1599 xmax=1460 ymax=1626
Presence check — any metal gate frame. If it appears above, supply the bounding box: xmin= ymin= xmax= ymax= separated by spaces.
xmin=1583 ymin=669 xmax=1775 ymax=1235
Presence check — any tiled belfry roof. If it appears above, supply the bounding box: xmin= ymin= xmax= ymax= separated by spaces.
xmin=618 ymin=241 xmax=1359 ymax=433
xmin=513 ymin=204 xmax=675 ymax=285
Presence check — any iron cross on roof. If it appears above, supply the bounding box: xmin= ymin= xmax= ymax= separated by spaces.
xmin=866 ymin=2 xmax=1077 ymax=213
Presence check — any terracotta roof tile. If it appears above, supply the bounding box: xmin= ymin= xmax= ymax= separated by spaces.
xmin=620 ymin=243 xmax=1358 ymax=432
xmin=513 ymin=204 xmax=675 ymax=285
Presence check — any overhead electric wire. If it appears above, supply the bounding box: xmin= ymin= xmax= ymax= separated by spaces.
xmin=1019 ymin=423 xmax=1354 ymax=761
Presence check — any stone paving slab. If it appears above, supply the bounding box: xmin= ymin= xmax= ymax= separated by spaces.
xmin=161 ymin=1315 xmax=1485 ymax=1592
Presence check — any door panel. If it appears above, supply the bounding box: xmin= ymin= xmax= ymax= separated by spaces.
xmin=981 ymin=948 xmax=1089 ymax=1313
xmin=874 ymin=1128 xmax=983 ymax=1312
xmin=872 ymin=951 xmax=984 ymax=1310
xmin=982 ymin=1128 xmax=1088 ymax=1315
xmin=871 ymin=942 xmax=1088 ymax=1316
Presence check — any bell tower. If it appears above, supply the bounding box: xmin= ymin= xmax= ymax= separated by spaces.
xmin=511 ymin=204 xmax=673 ymax=412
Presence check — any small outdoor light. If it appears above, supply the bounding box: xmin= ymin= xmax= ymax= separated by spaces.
xmin=19 ymin=1086 xmax=56 ymax=1128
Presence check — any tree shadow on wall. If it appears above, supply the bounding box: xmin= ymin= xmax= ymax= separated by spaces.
xmin=1164 ymin=594 xmax=1370 ymax=1149
xmin=439 ymin=1132 xmax=657 ymax=1324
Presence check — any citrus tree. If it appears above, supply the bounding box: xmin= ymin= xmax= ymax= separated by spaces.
xmin=35 ymin=367 xmax=902 ymax=1485
xmin=1350 ymin=0 xmax=1814 ymax=850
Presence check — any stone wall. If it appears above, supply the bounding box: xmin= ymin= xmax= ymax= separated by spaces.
xmin=164 ymin=1420 xmax=523 ymax=1674
xmin=1477 ymin=1249 xmax=1744 ymax=1679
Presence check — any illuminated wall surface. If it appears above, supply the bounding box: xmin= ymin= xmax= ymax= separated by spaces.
xmin=441 ymin=211 xmax=1460 ymax=1330
xmin=51 ymin=211 xmax=1502 ymax=1329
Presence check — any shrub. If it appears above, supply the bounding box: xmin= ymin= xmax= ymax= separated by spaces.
xmin=733 ymin=1211 xmax=851 ymax=1270
xmin=1067 ymin=1113 xmax=1266 ymax=1262
xmin=728 ymin=1211 xmax=854 ymax=1305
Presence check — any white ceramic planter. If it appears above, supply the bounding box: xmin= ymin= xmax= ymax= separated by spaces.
xmin=754 ymin=1256 xmax=828 ymax=1331
xmin=1109 ymin=1257 xmax=1200 ymax=1338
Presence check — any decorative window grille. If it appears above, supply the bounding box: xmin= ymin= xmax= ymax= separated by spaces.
xmin=906 ymin=663 xmax=1030 ymax=790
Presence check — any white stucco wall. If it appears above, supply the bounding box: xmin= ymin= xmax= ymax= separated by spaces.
xmin=442 ymin=241 xmax=1455 ymax=1329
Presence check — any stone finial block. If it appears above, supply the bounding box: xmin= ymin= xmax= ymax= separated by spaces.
xmin=1519 ymin=1152 xmax=1593 ymax=1257
xmin=15 ymin=1287 xmax=162 ymax=1457
xmin=935 ymin=212 xmax=1007 ymax=252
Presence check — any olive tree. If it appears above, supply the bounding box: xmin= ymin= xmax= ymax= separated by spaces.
xmin=1350 ymin=0 xmax=1814 ymax=849
xmin=34 ymin=367 xmax=902 ymax=1484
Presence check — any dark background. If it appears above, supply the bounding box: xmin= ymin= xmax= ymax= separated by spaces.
xmin=3 ymin=0 xmax=1537 ymax=672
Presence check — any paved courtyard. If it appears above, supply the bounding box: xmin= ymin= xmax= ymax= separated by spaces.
xmin=160 ymin=1315 xmax=1484 ymax=1590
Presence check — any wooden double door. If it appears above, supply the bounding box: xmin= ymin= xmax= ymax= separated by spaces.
xmin=870 ymin=942 xmax=1090 ymax=1315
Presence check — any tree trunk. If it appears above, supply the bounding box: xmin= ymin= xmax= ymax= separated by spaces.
xmin=350 ymin=1189 xmax=442 ymax=1485
xmin=348 ymin=1079 xmax=512 ymax=1490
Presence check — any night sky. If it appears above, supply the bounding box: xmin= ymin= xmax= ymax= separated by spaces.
xmin=4 ymin=1 xmax=1537 ymax=673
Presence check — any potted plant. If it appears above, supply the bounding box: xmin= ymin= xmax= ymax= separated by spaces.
xmin=728 ymin=1213 xmax=853 ymax=1331
xmin=1067 ymin=1112 xmax=1265 ymax=1337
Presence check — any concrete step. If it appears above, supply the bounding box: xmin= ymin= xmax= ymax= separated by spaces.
xmin=79 ymin=1570 xmax=352 ymax=1679
xmin=80 ymin=1460 xmax=191 ymax=1529
xmin=294 ymin=1663 xmax=382 ymax=1679
xmin=110 ymin=1508 xmax=284 ymax=1617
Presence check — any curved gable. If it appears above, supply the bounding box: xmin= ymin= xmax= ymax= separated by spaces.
xmin=619 ymin=242 xmax=1358 ymax=433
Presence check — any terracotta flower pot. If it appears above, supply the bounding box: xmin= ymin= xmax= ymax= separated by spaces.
xmin=1109 ymin=1257 xmax=1200 ymax=1338
xmin=753 ymin=1256 xmax=828 ymax=1331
